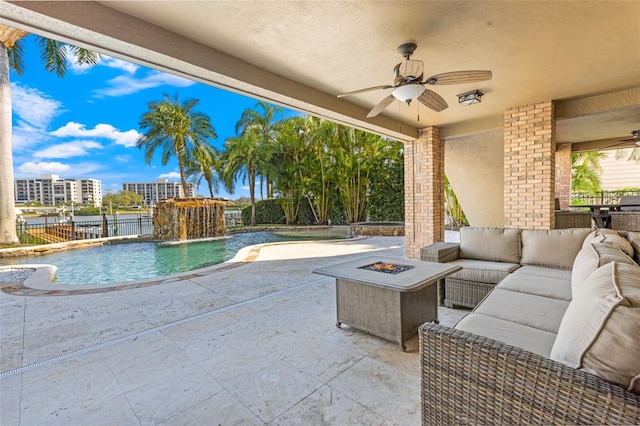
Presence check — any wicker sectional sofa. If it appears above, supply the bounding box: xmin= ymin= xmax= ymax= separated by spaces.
xmin=419 ymin=227 xmax=640 ymax=425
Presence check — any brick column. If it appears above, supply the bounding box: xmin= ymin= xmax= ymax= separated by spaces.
xmin=504 ymin=101 xmax=556 ymax=229
xmin=405 ymin=127 xmax=445 ymax=259
xmin=555 ymin=143 xmax=572 ymax=210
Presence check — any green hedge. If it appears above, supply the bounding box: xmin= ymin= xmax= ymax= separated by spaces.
xmin=241 ymin=199 xmax=286 ymax=225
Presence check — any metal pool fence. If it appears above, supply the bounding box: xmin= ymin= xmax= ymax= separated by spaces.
xmin=572 ymin=190 xmax=640 ymax=205
xmin=15 ymin=216 xmax=154 ymax=245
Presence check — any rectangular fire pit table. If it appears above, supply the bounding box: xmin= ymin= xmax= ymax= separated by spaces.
xmin=313 ymin=256 xmax=462 ymax=351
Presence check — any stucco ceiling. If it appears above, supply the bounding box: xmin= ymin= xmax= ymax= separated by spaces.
xmin=2 ymin=1 xmax=639 ymax=146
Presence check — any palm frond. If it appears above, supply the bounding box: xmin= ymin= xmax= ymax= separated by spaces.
xmin=37 ymin=37 xmax=67 ymax=77
xmin=7 ymin=38 xmax=25 ymax=75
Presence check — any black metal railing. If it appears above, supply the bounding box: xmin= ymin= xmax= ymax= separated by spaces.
xmin=571 ymin=189 xmax=640 ymax=205
xmin=16 ymin=216 xmax=154 ymax=245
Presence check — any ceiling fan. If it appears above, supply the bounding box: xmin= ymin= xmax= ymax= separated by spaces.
xmin=605 ymin=130 xmax=640 ymax=149
xmin=621 ymin=130 xmax=640 ymax=146
xmin=337 ymin=43 xmax=492 ymax=118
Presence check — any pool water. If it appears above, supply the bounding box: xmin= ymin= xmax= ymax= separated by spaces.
xmin=1 ymin=230 xmax=346 ymax=285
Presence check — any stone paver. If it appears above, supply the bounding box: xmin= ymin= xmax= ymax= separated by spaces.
xmin=0 ymin=233 xmax=467 ymax=425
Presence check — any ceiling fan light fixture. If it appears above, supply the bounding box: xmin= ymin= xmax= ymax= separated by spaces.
xmin=392 ymin=84 xmax=426 ymax=104
xmin=458 ymin=89 xmax=483 ymax=105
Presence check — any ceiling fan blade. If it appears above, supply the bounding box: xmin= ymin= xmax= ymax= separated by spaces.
xmin=425 ymin=70 xmax=492 ymax=85
xmin=398 ymin=60 xmax=424 ymax=81
xmin=418 ymin=89 xmax=448 ymax=112
xmin=367 ymin=95 xmax=396 ymax=118
xmin=337 ymin=85 xmax=393 ymax=98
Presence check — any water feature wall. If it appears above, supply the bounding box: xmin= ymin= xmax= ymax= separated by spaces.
xmin=153 ymin=198 xmax=233 ymax=240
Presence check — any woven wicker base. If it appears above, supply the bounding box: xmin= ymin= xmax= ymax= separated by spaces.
xmin=444 ymin=278 xmax=495 ymax=309
xmin=420 ymin=323 xmax=640 ymax=425
xmin=554 ymin=211 xmax=593 ymax=229
xmin=610 ymin=212 xmax=640 ymax=232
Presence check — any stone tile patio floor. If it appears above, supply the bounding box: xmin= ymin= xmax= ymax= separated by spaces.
xmin=0 ymin=233 xmax=467 ymax=425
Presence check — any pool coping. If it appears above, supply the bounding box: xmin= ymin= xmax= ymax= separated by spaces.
xmin=0 ymin=235 xmax=369 ymax=296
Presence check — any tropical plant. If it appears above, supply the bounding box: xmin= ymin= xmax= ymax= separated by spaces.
xmin=271 ymin=117 xmax=310 ymax=224
xmin=305 ymin=118 xmax=340 ymax=225
xmin=444 ymin=175 xmax=468 ymax=230
xmin=331 ymin=126 xmax=388 ymax=223
xmin=234 ymin=101 xmax=284 ymax=198
xmin=137 ymin=93 xmax=217 ymax=196
xmin=571 ymin=151 xmax=605 ymax=195
xmin=1 ymin=28 xmax=100 ymax=244
xmin=185 ymin=144 xmax=220 ymax=197
xmin=219 ymin=133 xmax=261 ymax=225
xmin=367 ymin=140 xmax=404 ymax=222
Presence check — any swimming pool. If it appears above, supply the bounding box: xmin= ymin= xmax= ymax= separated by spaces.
xmin=0 ymin=230 xmax=348 ymax=285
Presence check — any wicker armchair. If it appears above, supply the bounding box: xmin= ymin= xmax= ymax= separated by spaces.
xmin=419 ymin=323 xmax=640 ymax=425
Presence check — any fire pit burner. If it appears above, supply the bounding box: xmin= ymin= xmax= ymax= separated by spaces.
xmin=359 ymin=262 xmax=415 ymax=275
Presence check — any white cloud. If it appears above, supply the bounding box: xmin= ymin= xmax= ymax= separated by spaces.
xmin=68 ymin=52 xmax=139 ymax=74
xmin=51 ymin=122 xmax=141 ymax=147
xmin=11 ymin=83 xmax=63 ymax=149
xmin=18 ymin=161 xmax=70 ymax=174
xmin=101 ymin=57 xmax=139 ymax=74
xmin=11 ymin=83 xmax=62 ymax=129
xmin=34 ymin=140 xmax=103 ymax=159
xmin=94 ymin=70 xmax=195 ymax=97
xmin=157 ymin=172 xmax=181 ymax=180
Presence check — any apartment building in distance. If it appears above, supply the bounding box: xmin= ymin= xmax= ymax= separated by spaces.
xmin=14 ymin=174 xmax=102 ymax=207
xmin=122 ymin=179 xmax=195 ymax=206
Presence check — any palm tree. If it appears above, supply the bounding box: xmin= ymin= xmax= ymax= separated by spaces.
xmin=185 ymin=144 xmax=220 ymax=197
xmin=219 ymin=134 xmax=261 ymax=225
xmin=235 ymin=101 xmax=284 ymax=198
xmin=1 ymin=27 xmax=100 ymax=244
xmin=137 ymin=94 xmax=217 ymax=196
xmin=571 ymin=151 xmax=605 ymax=196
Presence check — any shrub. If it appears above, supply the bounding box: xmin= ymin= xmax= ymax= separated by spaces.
xmin=241 ymin=199 xmax=286 ymax=225
xmin=77 ymin=207 xmax=101 ymax=216
xmin=296 ymin=197 xmax=316 ymax=225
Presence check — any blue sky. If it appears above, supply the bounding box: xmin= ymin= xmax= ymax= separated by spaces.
xmin=11 ymin=35 xmax=300 ymax=200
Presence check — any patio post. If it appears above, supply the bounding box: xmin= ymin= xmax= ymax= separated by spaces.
xmin=404 ymin=126 xmax=445 ymax=259
xmin=504 ymin=101 xmax=556 ymax=228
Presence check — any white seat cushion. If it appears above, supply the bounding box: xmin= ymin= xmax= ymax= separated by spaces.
xmin=472 ymin=288 xmax=569 ymax=334
xmin=497 ymin=272 xmax=572 ymax=301
xmin=455 ymin=313 xmax=557 ymax=357
xmin=513 ymin=265 xmax=572 ymax=281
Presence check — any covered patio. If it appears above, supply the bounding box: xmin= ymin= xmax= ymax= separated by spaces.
xmin=1 ymin=1 xmax=639 ymax=256
xmin=1 ymin=1 xmax=639 ymax=424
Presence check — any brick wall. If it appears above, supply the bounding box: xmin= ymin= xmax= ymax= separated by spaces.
xmin=555 ymin=143 xmax=572 ymax=210
xmin=405 ymin=127 xmax=445 ymax=259
xmin=504 ymin=101 xmax=556 ymax=228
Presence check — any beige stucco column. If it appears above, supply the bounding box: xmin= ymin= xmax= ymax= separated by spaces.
xmin=555 ymin=143 xmax=572 ymax=210
xmin=504 ymin=101 xmax=556 ymax=228
xmin=405 ymin=127 xmax=445 ymax=259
